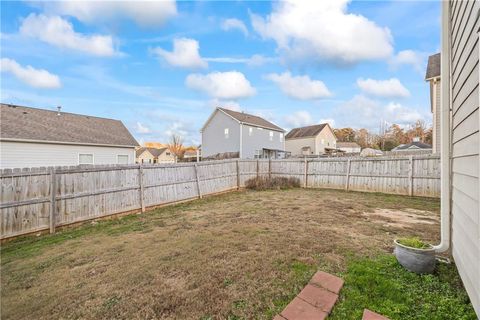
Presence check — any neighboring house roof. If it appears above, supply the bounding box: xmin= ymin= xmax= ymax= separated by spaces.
xmin=425 ymin=53 xmax=441 ymax=80
xmin=285 ymin=123 xmax=330 ymax=139
xmin=392 ymin=141 xmax=432 ymax=151
xmin=217 ymin=107 xmax=284 ymax=132
xmin=136 ymin=147 xmax=168 ymax=158
xmin=337 ymin=142 xmax=360 ymax=148
xmin=1 ymin=103 xmax=139 ymax=147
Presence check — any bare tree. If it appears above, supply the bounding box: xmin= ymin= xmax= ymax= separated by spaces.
xmin=167 ymin=134 xmax=184 ymax=162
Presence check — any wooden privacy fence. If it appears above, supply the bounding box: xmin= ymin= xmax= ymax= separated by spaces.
xmin=0 ymin=155 xmax=440 ymax=239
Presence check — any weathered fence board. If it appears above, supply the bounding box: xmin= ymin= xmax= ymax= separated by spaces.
xmin=0 ymin=155 xmax=440 ymax=239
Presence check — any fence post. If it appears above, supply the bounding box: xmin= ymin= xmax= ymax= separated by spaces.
xmin=49 ymin=167 xmax=56 ymax=234
xmin=304 ymin=158 xmax=308 ymax=188
xmin=345 ymin=159 xmax=351 ymax=191
xmin=236 ymin=160 xmax=240 ymax=189
xmin=408 ymin=155 xmax=414 ymax=196
xmin=139 ymin=164 xmax=145 ymax=213
xmin=194 ymin=163 xmax=202 ymax=198
xmin=256 ymin=159 xmax=259 ymax=178
xmin=268 ymin=158 xmax=272 ymax=179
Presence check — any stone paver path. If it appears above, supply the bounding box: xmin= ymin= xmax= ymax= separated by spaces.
xmin=362 ymin=309 xmax=390 ymax=320
xmin=276 ymin=271 xmax=344 ymax=320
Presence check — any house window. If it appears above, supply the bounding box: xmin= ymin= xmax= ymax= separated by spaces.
xmin=79 ymin=153 xmax=93 ymax=165
xmin=249 ymin=127 xmax=253 ymax=136
xmin=224 ymin=128 xmax=229 ymax=139
xmin=166 ymin=152 xmax=171 ymax=156
xmin=269 ymin=131 xmax=273 ymax=141
xmin=279 ymin=133 xmax=283 ymax=142
xmin=117 ymin=155 xmax=129 ymax=164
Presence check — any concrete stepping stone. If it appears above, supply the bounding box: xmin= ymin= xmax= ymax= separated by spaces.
xmin=362 ymin=309 xmax=390 ymax=320
xmin=280 ymin=297 xmax=328 ymax=320
xmin=310 ymin=271 xmax=344 ymax=294
xmin=297 ymin=284 xmax=338 ymax=313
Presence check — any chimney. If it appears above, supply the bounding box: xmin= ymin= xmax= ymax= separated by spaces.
xmin=57 ymin=106 xmax=62 ymax=116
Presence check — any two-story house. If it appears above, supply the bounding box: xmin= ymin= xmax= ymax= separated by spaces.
xmin=425 ymin=52 xmax=441 ymax=153
xmin=201 ymin=107 xmax=286 ymax=159
xmin=285 ymin=123 xmax=337 ymax=156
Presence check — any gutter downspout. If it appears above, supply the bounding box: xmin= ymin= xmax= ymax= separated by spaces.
xmin=434 ymin=0 xmax=451 ymax=253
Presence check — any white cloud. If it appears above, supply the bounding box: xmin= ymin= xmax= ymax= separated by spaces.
xmin=320 ymin=118 xmax=335 ymax=127
xmin=284 ymin=110 xmax=313 ymax=128
xmin=36 ymin=0 xmax=177 ymax=27
xmin=221 ymin=18 xmax=248 ymax=36
xmin=185 ymin=71 xmax=256 ymax=99
xmin=335 ymin=95 xmax=424 ymax=130
xmin=152 ymin=38 xmax=207 ymax=69
xmin=208 ymin=99 xmax=241 ymax=111
xmin=357 ymin=78 xmax=410 ymax=98
xmin=251 ymin=0 xmax=393 ymax=64
xmin=0 ymin=58 xmax=61 ymax=89
xmin=204 ymin=54 xmax=276 ymax=66
xmin=20 ymin=14 xmax=116 ymax=56
xmin=389 ymin=50 xmax=425 ymax=73
xmin=266 ymin=72 xmax=331 ymax=100
xmin=135 ymin=122 xmax=151 ymax=134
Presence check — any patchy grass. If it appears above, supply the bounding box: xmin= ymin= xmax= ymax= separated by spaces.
xmin=245 ymin=176 xmax=301 ymax=190
xmin=330 ymin=255 xmax=477 ymax=320
xmin=0 ymin=189 xmax=449 ymax=319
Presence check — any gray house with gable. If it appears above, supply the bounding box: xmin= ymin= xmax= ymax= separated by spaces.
xmin=201 ymin=107 xmax=286 ymax=159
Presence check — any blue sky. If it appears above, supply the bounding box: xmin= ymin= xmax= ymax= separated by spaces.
xmin=1 ymin=0 xmax=440 ymax=145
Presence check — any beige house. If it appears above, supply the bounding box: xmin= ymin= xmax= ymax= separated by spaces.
xmin=136 ymin=147 xmax=175 ymax=164
xmin=285 ymin=123 xmax=337 ymax=156
xmin=0 ymin=104 xmax=138 ymax=168
xmin=439 ymin=0 xmax=479 ymax=316
xmin=425 ymin=53 xmax=441 ymax=153
xmin=337 ymin=142 xmax=361 ymax=153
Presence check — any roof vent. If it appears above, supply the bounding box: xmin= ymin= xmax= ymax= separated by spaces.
xmin=57 ymin=106 xmax=62 ymax=116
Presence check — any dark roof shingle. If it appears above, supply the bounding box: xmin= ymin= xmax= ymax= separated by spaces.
xmin=136 ymin=147 xmax=168 ymax=158
xmin=394 ymin=141 xmax=432 ymax=150
xmin=425 ymin=53 xmax=441 ymax=80
xmin=285 ymin=124 xmax=328 ymax=139
xmin=1 ymin=104 xmax=139 ymax=147
xmin=218 ymin=108 xmax=284 ymax=132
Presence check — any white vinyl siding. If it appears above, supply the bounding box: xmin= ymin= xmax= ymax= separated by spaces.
xmin=0 ymin=141 xmax=136 ymax=169
xmin=447 ymin=0 xmax=479 ymax=316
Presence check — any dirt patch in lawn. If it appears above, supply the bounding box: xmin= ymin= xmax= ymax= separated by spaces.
xmin=1 ymin=189 xmax=440 ymax=320
xmin=363 ymin=208 xmax=439 ymax=228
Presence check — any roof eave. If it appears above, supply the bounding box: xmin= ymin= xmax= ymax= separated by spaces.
xmin=0 ymin=138 xmax=138 ymax=148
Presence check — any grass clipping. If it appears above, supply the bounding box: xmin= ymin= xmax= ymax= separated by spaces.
xmin=245 ymin=176 xmax=301 ymax=191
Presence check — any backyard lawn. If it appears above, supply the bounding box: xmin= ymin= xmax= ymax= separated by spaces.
xmin=1 ymin=188 xmax=475 ymax=319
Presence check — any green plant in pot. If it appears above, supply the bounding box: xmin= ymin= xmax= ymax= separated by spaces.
xmin=394 ymin=237 xmax=435 ymax=274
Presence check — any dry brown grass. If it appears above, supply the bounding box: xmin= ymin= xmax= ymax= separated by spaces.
xmin=245 ymin=176 xmax=301 ymax=190
xmin=1 ymin=189 xmax=440 ymax=320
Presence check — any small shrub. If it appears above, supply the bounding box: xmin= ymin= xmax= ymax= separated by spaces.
xmin=245 ymin=176 xmax=301 ymax=191
xmin=397 ymin=237 xmax=431 ymax=249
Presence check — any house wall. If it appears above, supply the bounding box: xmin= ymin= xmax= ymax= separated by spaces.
xmin=137 ymin=150 xmax=155 ymax=164
xmin=157 ymin=150 xmax=175 ymax=163
xmin=432 ymin=79 xmax=441 ymax=153
xmin=0 ymin=141 xmax=135 ymax=169
xmin=240 ymin=124 xmax=284 ymax=158
xmin=285 ymin=137 xmax=316 ymax=155
xmin=201 ymin=110 xmax=240 ymax=158
xmin=447 ymin=0 xmax=479 ymax=316
xmin=314 ymin=127 xmax=337 ymax=153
